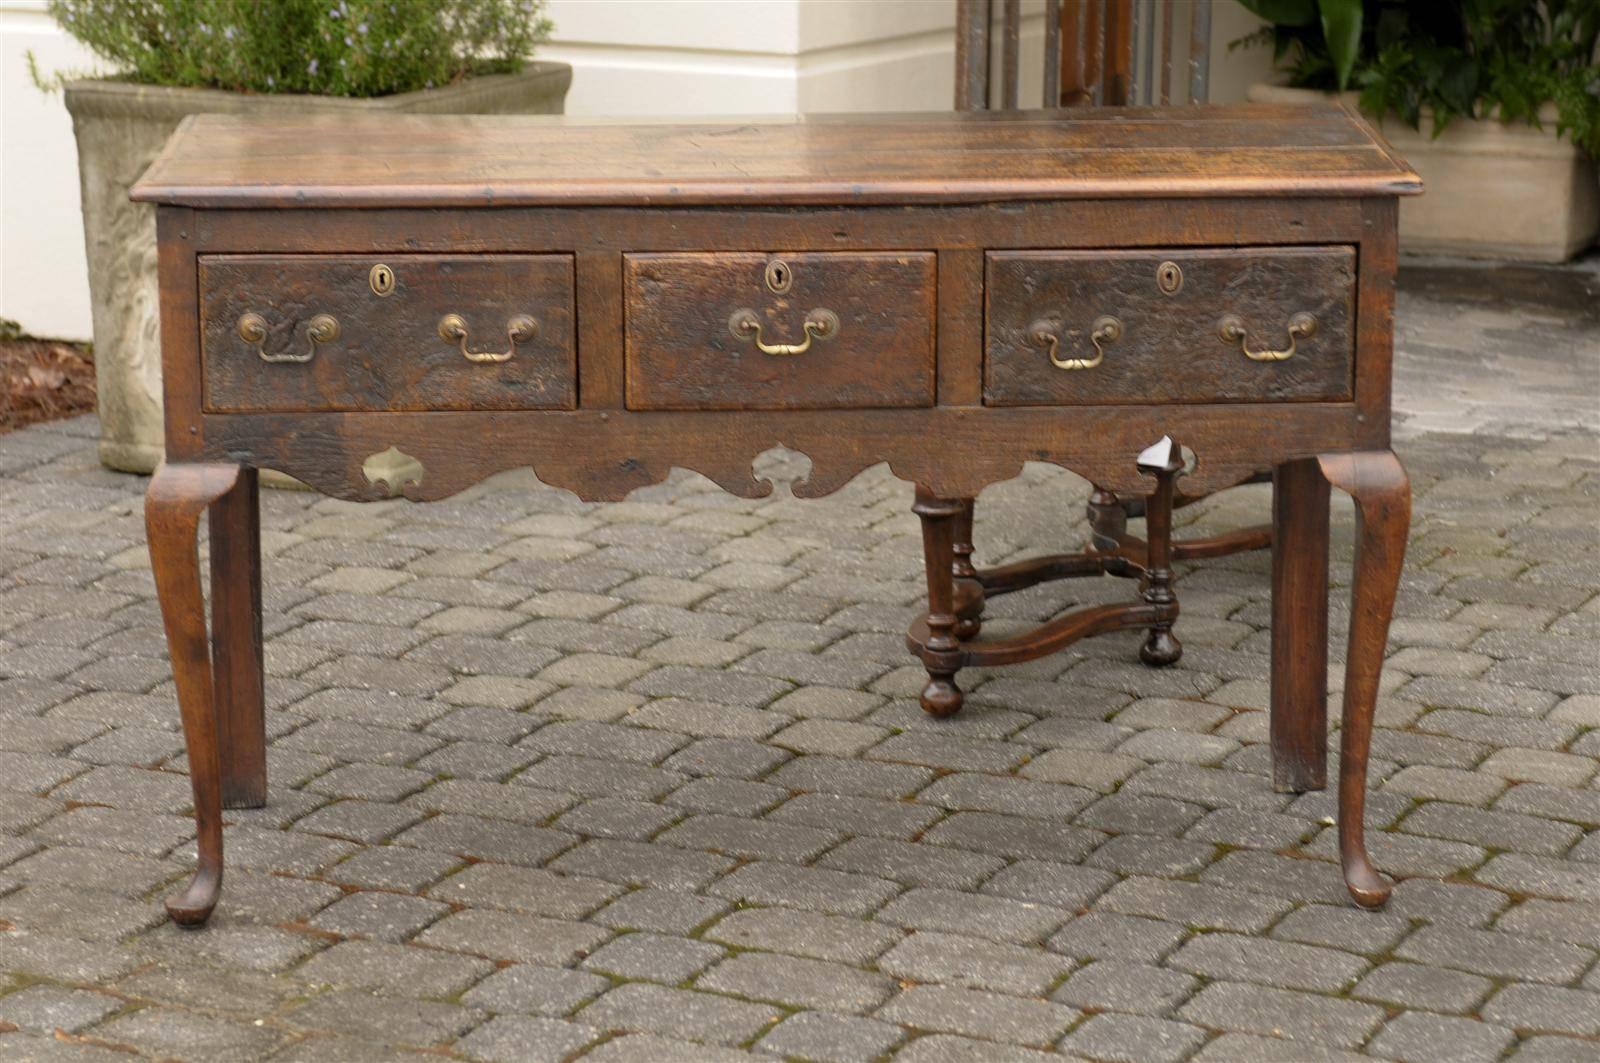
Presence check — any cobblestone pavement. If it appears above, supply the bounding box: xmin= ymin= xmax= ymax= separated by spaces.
xmin=0 ymin=259 xmax=1594 ymax=1061
xmin=1392 ymin=256 xmax=1599 ymax=441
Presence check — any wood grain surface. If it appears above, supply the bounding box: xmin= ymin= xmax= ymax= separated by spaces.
xmin=131 ymin=102 xmax=1422 ymax=209
xmin=624 ymin=252 xmax=936 ymax=411
xmin=199 ymin=254 xmax=575 ymax=412
xmin=984 ymin=246 xmax=1355 ymax=406
xmin=200 ymin=402 xmax=1362 ymax=505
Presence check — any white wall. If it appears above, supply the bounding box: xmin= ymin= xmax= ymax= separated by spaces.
xmin=0 ymin=0 xmax=1265 ymax=341
xmin=536 ymin=0 xmax=966 ymax=117
xmin=1208 ymin=0 xmax=1275 ymax=110
xmin=0 ymin=1 xmax=101 ymax=341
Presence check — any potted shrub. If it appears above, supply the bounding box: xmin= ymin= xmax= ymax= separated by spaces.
xmin=40 ymin=0 xmax=569 ymax=473
xmin=1238 ymin=0 xmax=1599 ymax=262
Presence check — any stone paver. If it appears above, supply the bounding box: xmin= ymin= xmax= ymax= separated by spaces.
xmin=0 ymin=257 xmax=1594 ymax=1058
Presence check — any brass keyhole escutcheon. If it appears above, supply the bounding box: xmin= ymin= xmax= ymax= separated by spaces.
xmin=1156 ymin=261 xmax=1183 ymax=295
xmin=369 ymin=263 xmax=396 ymax=296
xmin=764 ymin=259 xmax=793 ymax=294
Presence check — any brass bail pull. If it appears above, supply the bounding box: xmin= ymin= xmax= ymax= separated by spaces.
xmin=1219 ymin=311 xmax=1316 ymax=362
xmin=728 ymin=308 xmax=840 ymax=357
xmin=239 ymin=312 xmax=339 ymax=364
xmin=1030 ymin=315 xmax=1121 ymax=370
xmin=439 ymin=313 xmax=538 ymax=364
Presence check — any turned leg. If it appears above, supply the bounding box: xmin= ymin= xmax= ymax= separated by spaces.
xmin=1271 ymin=459 xmax=1331 ymax=793
xmin=914 ymin=487 xmax=964 ymax=717
xmin=1319 ymin=450 xmax=1410 ymax=909
xmin=952 ymin=498 xmax=983 ymax=640
xmin=1086 ymin=487 xmax=1129 ymax=556
xmin=147 ymin=462 xmax=246 ymax=927
xmin=210 ymin=467 xmax=267 ymax=808
xmin=1136 ymin=440 xmax=1183 ymax=667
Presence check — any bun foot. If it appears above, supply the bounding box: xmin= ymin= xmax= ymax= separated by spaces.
xmin=166 ymin=866 xmax=221 ymax=928
xmin=920 ymin=677 xmax=963 ymax=718
xmin=1140 ymin=629 xmax=1182 ymax=667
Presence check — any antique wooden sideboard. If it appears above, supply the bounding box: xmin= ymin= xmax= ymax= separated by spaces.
xmin=132 ymin=103 xmax=1420 ymax=927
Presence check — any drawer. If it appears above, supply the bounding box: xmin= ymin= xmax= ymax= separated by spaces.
xmin=624 ymin=252 xmax=935 ymax=411
xmin=200 ymin=254 xmax=575 ymax=412
xmin=984 ymin=247 xmax=1355 ymax=406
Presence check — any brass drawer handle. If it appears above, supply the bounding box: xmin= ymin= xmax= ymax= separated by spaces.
xmin=438 ymin=313 xmax=539 ymax=364
xmin=1030 ymin=315 xmax=1121 ymax=370
xmin=1219 ymin=311 xmax=1316 ymax=362
xmin=238 ymin=312 xmax=339 ymax=364
xmin=728 ymin=308 xmax=840 ymax=357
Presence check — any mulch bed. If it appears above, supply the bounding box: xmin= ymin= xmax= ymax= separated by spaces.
xmin=0 ymin=336 xmax=96 ymax=434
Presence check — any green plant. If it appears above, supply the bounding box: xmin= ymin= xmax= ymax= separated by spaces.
xmin=1237 ymin=0 xmax=1367 ymax=90
xmin=1237 ymin=0 xmax=1600 ymax=157
xmin=40 ymin=0 xmax=552 ymax=97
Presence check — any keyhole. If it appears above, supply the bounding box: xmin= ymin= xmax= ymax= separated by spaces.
xmin=370 ymin=263 xmax=396 ymax=296
xmin=1156 ymin=261 xmax=1183 ymax=295
xmin=765 ymin=259 xmax=793 ymax=294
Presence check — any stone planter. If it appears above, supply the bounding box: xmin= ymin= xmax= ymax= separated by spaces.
xmin=1249 ymin=82 xmax=1599 ymax=263
xmin=64 ymin=64 xmax=573 ymax=474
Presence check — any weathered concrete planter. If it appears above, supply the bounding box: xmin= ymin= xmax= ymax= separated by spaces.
xmin=64 ymin=64 xmax=573 ymax=474
xmin=1250 ymin=82 xmax=1599 ymax=263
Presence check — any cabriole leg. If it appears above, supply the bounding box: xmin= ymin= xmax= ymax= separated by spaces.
xmin=147 ymin=462 xmax=246 ymax=927
xmin=1319 ymin=450 xmax=1410 ymax=909
xmin=914 ymin=488 xmax=964 ymax=717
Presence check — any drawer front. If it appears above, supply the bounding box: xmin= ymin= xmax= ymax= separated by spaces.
xmin=624 ymin=252 xmax=936 ymax=411
xmin=984 ymin=247 xmax=1355 ymax=406
xmin=200 ymin=254 xmax=576 ymax=412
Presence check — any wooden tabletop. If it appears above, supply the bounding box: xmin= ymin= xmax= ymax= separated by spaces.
xmin=132 ymin=101 xmax=1421 ymax=209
